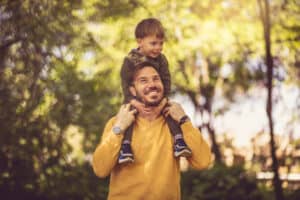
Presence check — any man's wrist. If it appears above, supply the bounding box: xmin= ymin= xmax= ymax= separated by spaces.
xmin=179 ymin=115 xmax=190 ymax=126
xmin=112 ymin=120 xmax=125 ymax=135
xmin=112 ymin=125 xmax=123 ymax=135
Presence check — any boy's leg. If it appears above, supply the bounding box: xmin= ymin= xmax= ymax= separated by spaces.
xmin=118 ymin=124 xmax=134 ymax=164
xmin=166 ymin=116 xmax=192 ymax=157
xmin=118 ymin=102 xmax=136 ymax=164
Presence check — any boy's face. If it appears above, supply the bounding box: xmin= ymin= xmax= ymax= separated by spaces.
xmin=137 ymin=35 xmax=164 ymax=58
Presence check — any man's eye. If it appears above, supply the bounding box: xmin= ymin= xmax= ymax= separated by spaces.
xmin=153 ymin=77 xmax=160 ymax=81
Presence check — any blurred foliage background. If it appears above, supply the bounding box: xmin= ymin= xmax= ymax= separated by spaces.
xmin=1 ymin=0 xmax=299 ymax=199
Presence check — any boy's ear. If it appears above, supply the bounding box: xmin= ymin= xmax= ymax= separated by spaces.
xmin=129 ymin=86 xmax=137 ymax=97
xmin=137 ymin=38 xmax=142 ymax=47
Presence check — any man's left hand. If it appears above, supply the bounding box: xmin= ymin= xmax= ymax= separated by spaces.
xmin=163 ymin=101 xmax=186 ymax=123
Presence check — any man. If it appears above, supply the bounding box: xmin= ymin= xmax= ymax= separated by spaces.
xmin=92 ymin=61 xmax=211 ymax=200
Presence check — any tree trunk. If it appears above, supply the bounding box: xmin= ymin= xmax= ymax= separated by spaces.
xmin=205 ymin=121 xmax=222 ymax=163
xmin=175 ymin=59 xmax=223 ymax=164
xmin=187 ymin=90 xmax=222 ymax=163
xmin=258 ymin=0 xmax=284 ymax=199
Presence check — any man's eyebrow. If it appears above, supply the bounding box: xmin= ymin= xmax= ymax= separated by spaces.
xmin=137 ymin=76 xmax=147 ymax=80
xmin=135 ymin=76 xmax=148 ymax=82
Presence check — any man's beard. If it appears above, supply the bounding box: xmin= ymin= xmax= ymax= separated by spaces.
xmin=145 ymin=99 xmax=162 ymax=107
xmin=135 ymin=86 xmax=163 ymax=107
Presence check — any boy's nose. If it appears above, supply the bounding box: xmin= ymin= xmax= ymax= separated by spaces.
xmin=157 ymin=45 xmax=163 ymax=51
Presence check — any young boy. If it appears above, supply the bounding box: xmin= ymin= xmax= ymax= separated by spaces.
xmin=118 ymin=18 xmax=192 ymax=164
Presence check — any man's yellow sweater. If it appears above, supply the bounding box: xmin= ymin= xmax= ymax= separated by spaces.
xmin=92 ymin=116 xmax=211 ymax=200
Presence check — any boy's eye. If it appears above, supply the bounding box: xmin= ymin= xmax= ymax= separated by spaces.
xmin=150 ymin=41 xmax=163 ymax=46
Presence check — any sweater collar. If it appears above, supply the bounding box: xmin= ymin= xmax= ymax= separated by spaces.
xmin=136 ymin=115 xmax=164 ymax=126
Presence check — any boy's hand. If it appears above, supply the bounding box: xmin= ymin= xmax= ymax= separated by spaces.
xmin=114 ymin=103 xmax=137 ymax=131
xmin=163 ymin=101 xmax=186 ymax=122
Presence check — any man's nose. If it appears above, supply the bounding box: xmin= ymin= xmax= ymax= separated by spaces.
xmin=147 ymin=79 xmax=157 ymax=86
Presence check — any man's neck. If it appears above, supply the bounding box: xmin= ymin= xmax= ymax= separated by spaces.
xmin=138 ymin=106 xmax=161 ymax=121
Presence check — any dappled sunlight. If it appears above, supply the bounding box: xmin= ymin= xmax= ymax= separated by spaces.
xmin=65 ymin=125 xmax=85 ymax=163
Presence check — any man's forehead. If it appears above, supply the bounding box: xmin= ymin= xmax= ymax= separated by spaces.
xmin=134 ymin=66 xmax=159 ymax=78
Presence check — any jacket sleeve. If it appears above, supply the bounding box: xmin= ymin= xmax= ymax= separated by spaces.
xmin=120 ymin=57 xmax=134 ymax=103
xmin=181 ymin=121 xmax=212 ymax=170
xmin=92 ymin=117 xmax=124 ymax=178
xmin=159 ymin=54 xmax=171 ymax=96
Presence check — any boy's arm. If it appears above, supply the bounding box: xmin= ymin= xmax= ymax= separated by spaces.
xmin=120 ymin=57 xmax=134 ymax=102
xmin=159 ymin=54 xmax=171 ymax=96
xmin=92 ymin=117 xmax=123 ymax=178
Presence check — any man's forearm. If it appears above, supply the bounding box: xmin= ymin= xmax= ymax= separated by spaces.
xmin=92 ymin=118 xmax=123 ymax=177
xmin=181 ymin=121 xmax=212 ymax=170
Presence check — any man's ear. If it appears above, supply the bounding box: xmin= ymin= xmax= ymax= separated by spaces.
xmin=129 ymin=86 xmax=137 ymax=97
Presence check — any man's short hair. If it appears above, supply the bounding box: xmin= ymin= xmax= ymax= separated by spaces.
xmin=129 ymin=61 xmax=160 ymax=85
xmin=135 ymin=18 xmax=165 ymax=39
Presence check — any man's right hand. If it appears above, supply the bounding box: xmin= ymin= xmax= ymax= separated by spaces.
xmin=114 ymin=104 xmax=137 ymax=132
xmin=130 ymin=99 xmax=151 ymax=114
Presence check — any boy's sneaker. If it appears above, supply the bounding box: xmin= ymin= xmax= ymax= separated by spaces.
xmin=118 ymin=143 xmax=134 ymax=164
xmin=174 ymin=138 xmax=192 ymax=157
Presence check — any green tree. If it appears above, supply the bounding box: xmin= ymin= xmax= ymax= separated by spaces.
xmin=0 ymin=0 xmax=118 ymax=199
xmin=181 ymin=164 xmax=264 ymax=200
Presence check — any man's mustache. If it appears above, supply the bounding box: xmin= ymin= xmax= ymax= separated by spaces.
xmin=144 ymin=86 xmax=161 ymax=95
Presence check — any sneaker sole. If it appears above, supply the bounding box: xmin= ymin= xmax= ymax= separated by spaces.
xmin=121 ymin=153 xmax=134 ymax=156
xmin=118 ymin=157 xmax=134 ymax=164
xmin=174 ymin=149 xmax=192 ymax=157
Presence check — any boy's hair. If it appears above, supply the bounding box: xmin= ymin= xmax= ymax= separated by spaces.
xmin=135 ymin=18 xmax=165 ymax=39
